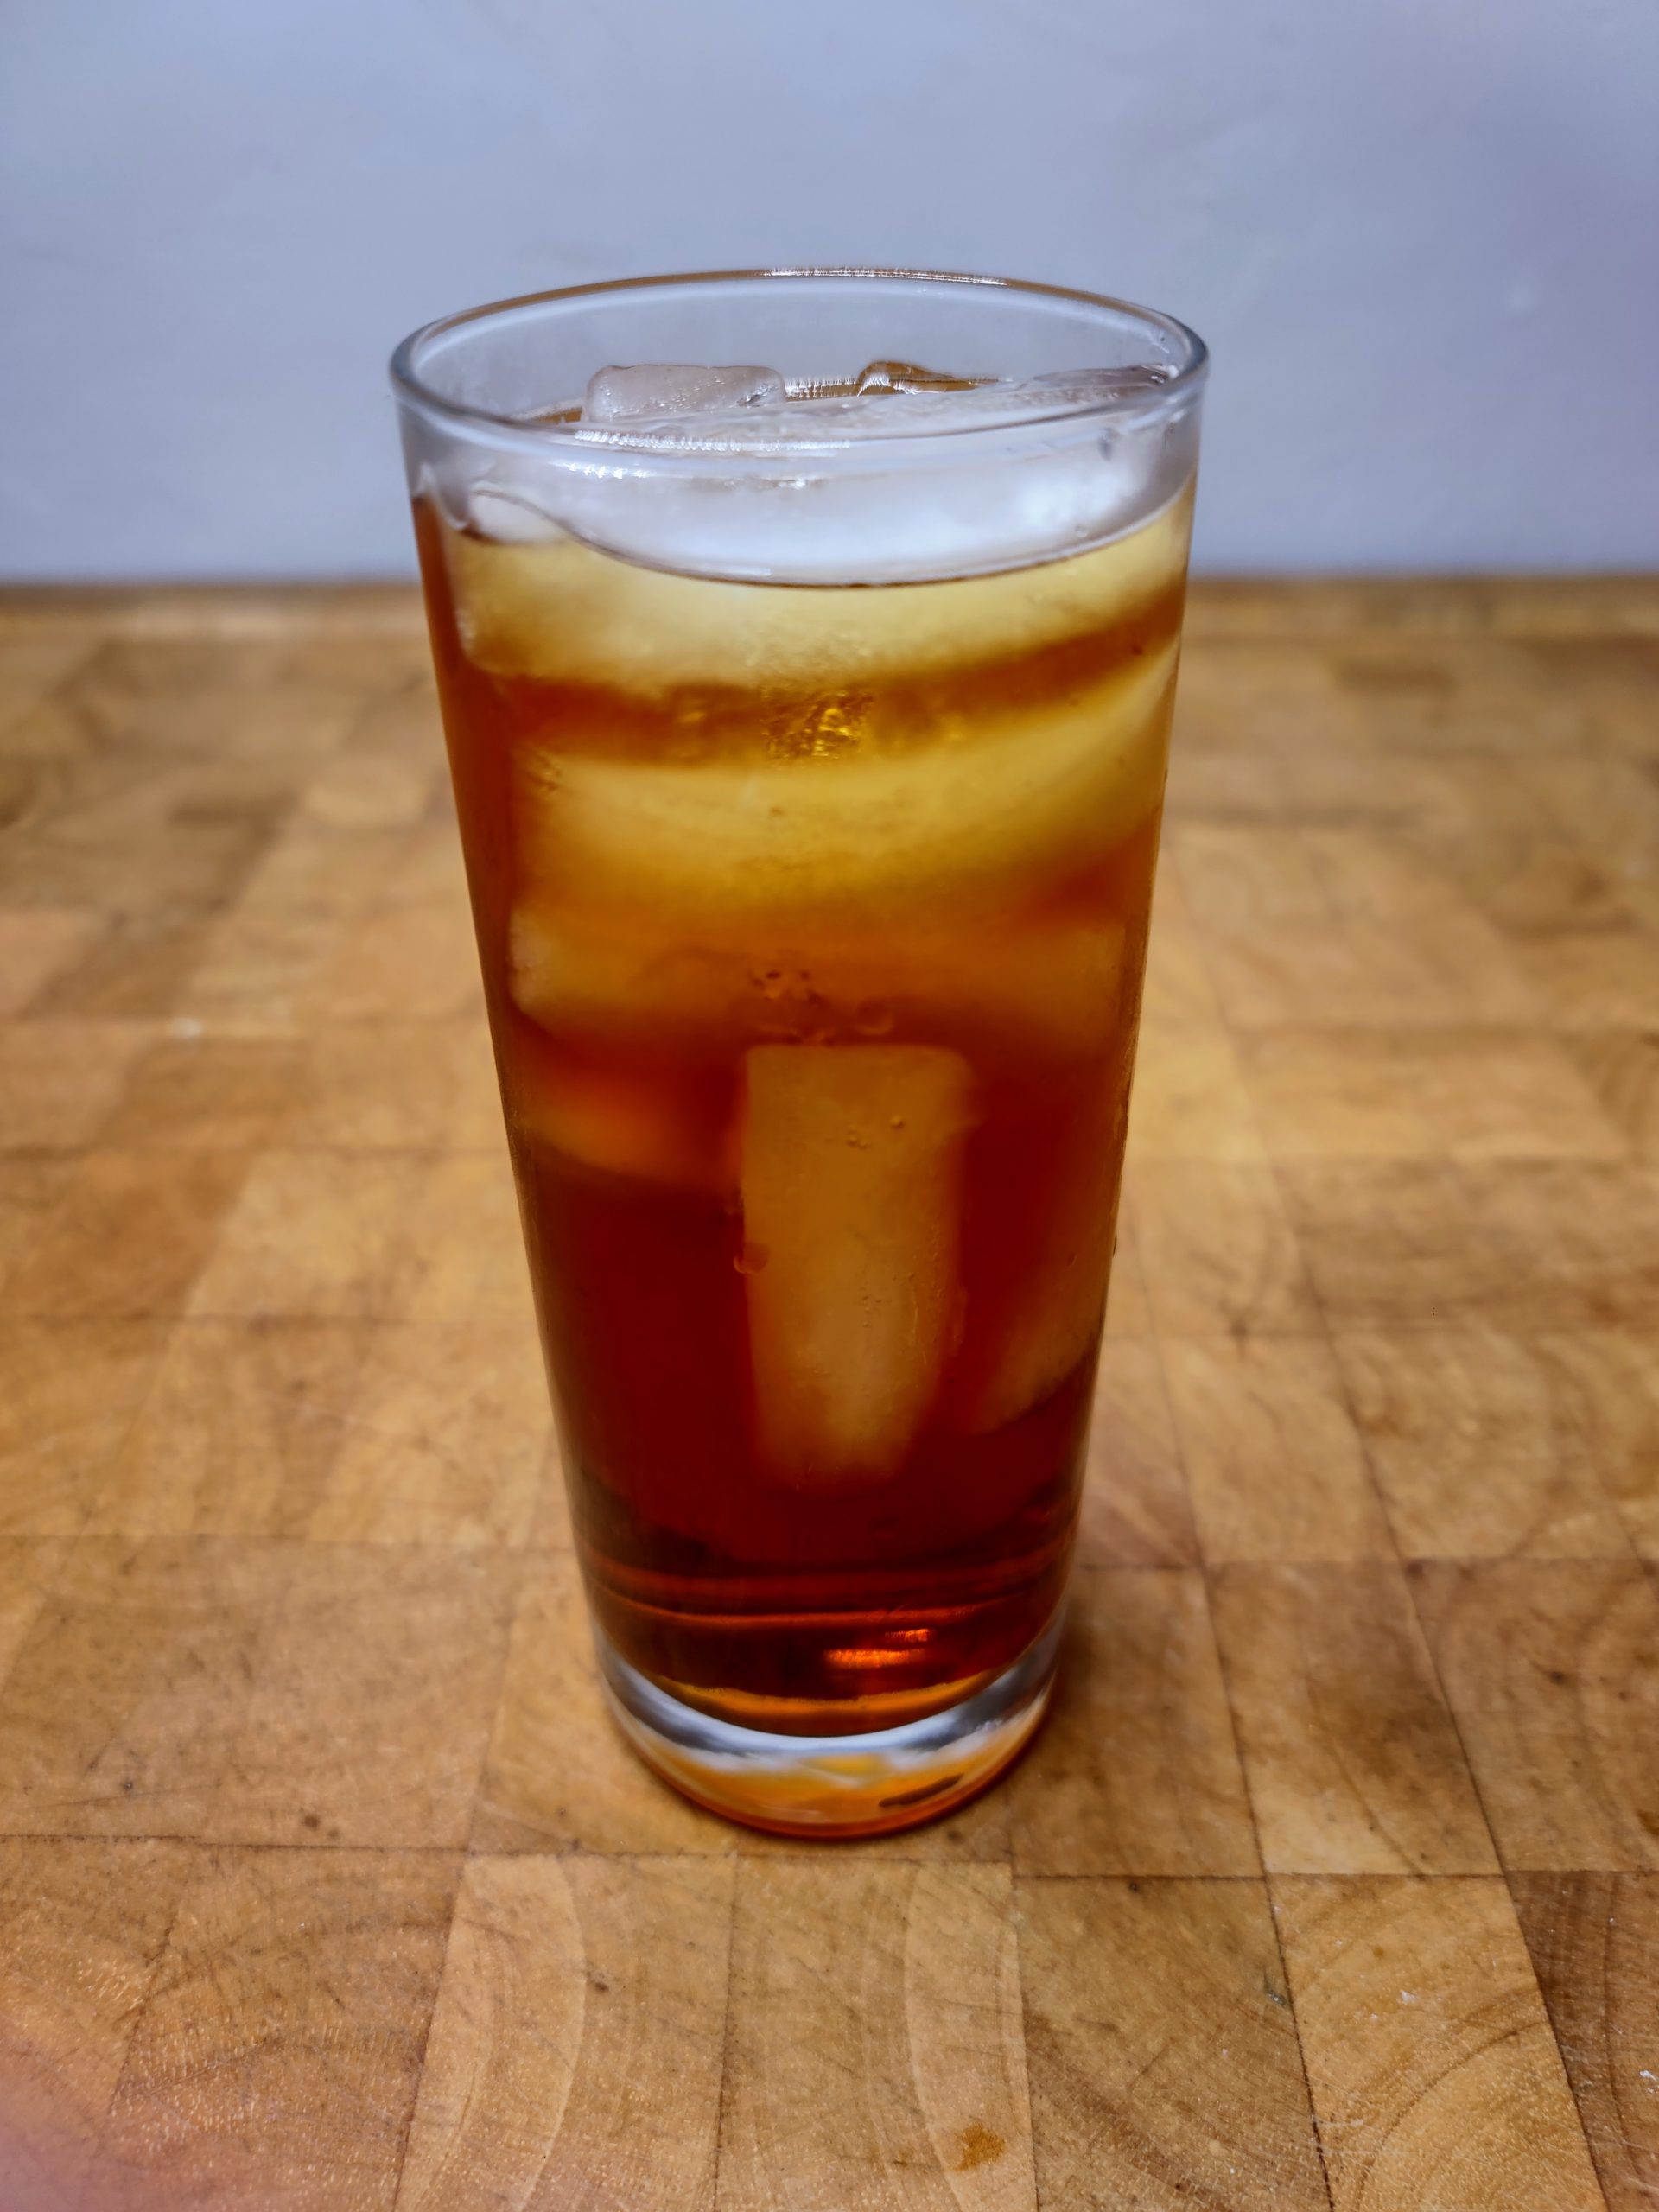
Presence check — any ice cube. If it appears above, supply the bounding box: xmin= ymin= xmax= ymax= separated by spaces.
xmin=741 ymin=1045 xmax=973 ymax=1485
xmin=510 ymin=639 xmax=1178 ymax=925
xmin=583 ymin=363 xmax=786 ymax=423
xmin=955 ymin=1082 xmax=1122 ymax=1435
xmin=510 ymin=894 xmax=1127 ymax=1061
xmin=543 ymin=361 xmax=1198 ymax=582
xmin=510 ymin=888 xmax=1128 ymax=1062
xmin=468 ymin=473 xmax=568 ymax=544
xmin=575 ymin=365 xmax=1174 ymax=450
xmin=509 ymin=900 xmax=750 ymax=1042
xmin=441 ymin=485 xmax=1192 ymax=690
xmin=506 ymin=1037 xmax=725 ymax=1190
xmin=1029 ymin=365 xmax=1175 ymax=399
xmin=433 ymin=348 xmax=1197 ymax=584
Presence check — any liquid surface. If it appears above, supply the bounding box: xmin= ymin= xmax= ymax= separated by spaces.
xmin=416 ymin=477 xmax=1192 ymax=1732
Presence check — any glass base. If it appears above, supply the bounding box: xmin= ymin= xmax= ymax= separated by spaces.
xmin=594 ymin=1610 xmax=1062 ymax=1838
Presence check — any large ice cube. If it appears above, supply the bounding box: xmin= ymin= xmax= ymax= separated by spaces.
xmin=510 ymin=901 xmax=751 ymax=1041
xmin=583 ymin=363 xmax=786 ymax=423
xmin=573 ymin=365 xmax=1173 ymax=450
xmin=509 ymin=897 xmax=1126 ymax=1060
xmin=468 ymin=472 xmax=568 ymax=545
xmin=506 ymin=1038 xmax=724 ymax=1189
xmin=511 ymin=638 xmax=1178 ymax=925
xmin=957 ymin=1084 xmax=1122 ymax=1434
xmin=441 ymin=487 xmax=1192 ymax=696
xmin=741 ymin=1045 xmax=973 ymax=1485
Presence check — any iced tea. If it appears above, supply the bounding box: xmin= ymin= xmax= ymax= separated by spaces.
xmin=395 ymin=274 xmax=1205 ymax=1832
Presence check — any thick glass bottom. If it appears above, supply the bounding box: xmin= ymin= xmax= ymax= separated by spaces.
xmin=594 ymin=1607 xmax=1062 ymax=1838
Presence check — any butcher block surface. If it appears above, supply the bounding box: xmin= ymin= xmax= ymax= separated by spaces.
xmin=0 ymin=575 xmax=1656 ymax=2209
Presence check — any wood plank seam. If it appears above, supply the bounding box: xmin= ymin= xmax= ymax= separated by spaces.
xmin=83 ymin=1832 xmax=200 ymax=2174
xmin=1257 ymin=1870 xmax=1340 ymax=2212
xmin=1187 ymin=1547 xmax=1340 ymax=2212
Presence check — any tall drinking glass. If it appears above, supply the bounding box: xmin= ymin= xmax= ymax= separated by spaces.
xmin=391 ymin=271 xmax=1205 ymax=1835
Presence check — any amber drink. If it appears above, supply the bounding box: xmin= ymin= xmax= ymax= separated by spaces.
xmin=392 ymin=272 xmax=1206 ymax=1834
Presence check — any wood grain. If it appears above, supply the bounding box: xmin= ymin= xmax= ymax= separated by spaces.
xmin=306 ymin=1322 xmax=549 ymax=1548
xmin=0 ymin=1537 xmax=283 ymax=1838
xmin=1124 ymin=1160 xmax=1321 ymax=1338
xmin=1278 ymin=1158 xmax=1531 ymax=1332
xmin=1335 ymin=1329 xmax=1637 ymax=1559
xmin=1160 ymin=1333 xmax=1393 ymax=1563
xmin=1007 ymin=1568 xmax=1257 ymax=1878
xmin=1238 ymin=1027 xmax=1622 ymax=1164
xmin=1513 ymin=929 xmax=1659 ymax=1029
xmin=1075 ymin=1338 xmax=1198 ymax=1567
xmin=0 ymin=1541 xmax=69 ymax=1691
xmin=1124 ymin=1011 xmax=1267 ymax=1165
xmin=0 ymin=1838 xmax=194 ymax=2212
xmin=473 ymin=1552 xmax=730 ymax=1859
xmin=8 ymin=1150 xmax=251 ymax=1320
xmin=399 ymin=1853 xmax=733 ymax=2212
xmin=1169 ymin=822 xmax=1537 ymax=1029
xmin=719 ymin=1862 xmax=1033 ymax=2212
xmin=1098 ymin=1206 xmax=1153 ymax=1338
xmin=1210 ymin=1563 xmax=1497 ymax=1875
xmin=301 ymin=899 xmax=486 ymax=1027
xmin=1410 ymin=1560 xmax=1659 ymax=1870
xmin=0 ymin=1159 xmax=78 ymax=1307
xmin=4 ymin=577 xmax=1658 ymax=2203
xmin=1478 ymin=1163 xmax=1659 ymax=1331
xmin=94 ymin=1318 xmax=372 ymax=1538
xmin=0 ymin=908 xmax=102 ymax=1016
xmin=0 ymin=1320 xmax=170 ymax=1536
xmin=1018 ymin=1875 xmax=1326 ymax=2210
xmin=0 ymin=1018 xmax=158 ymax=1149
xmin=0 ymin=636 xmax=93 ymax=741
xmin=1572 ymin=1031 xmax=1659 ymax=1160
xmin=87 ymin=1845 xmax=458 ymax=2211
xmin=102 ymin=1033 xmax=308 ymax=1151
xmin=1273 ymin=1876 xmax=1605 ymax=2211
xmin=1287 ymin=1158 xmax=1659 ymax=1336
xmin=186 ymin=1149 xmax=422 ymax=1320
xmin=385 ymin=1150 xmax=534 ymax=1325
xmin=207 ymin=1545 xmax=518 ymax=1849
xmin=278 ymin=1022 xmax=487 ymax=1152
xmin=1532 ymin=1332 xmax=1659 ymax=1558
xmin=1510 ymin=1872 xmax=1659 ymax=2209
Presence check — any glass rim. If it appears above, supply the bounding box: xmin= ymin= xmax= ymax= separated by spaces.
xmin=389 ymin=266 xmax=1209 ymax=450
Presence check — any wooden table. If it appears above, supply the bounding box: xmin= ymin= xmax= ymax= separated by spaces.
xmin=1 ymin=577 xmax=1656 ymax=2211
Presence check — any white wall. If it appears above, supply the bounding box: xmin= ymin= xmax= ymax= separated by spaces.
xmin=3 ymin=0 xmax=1656 ymax=578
